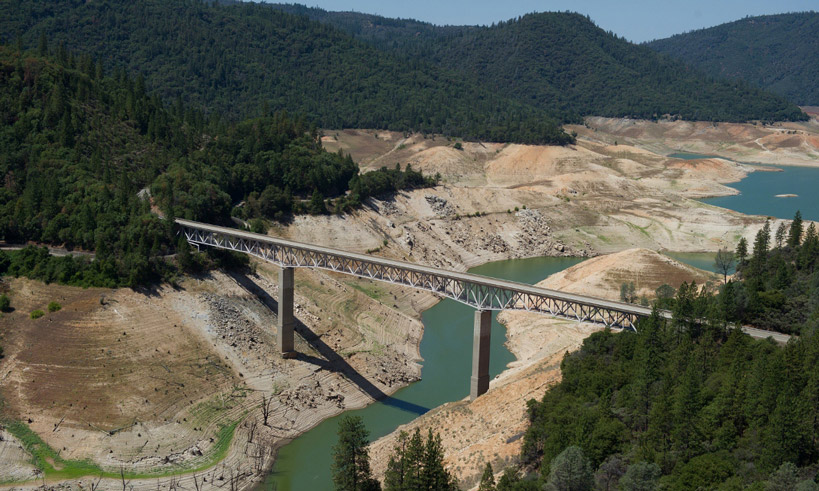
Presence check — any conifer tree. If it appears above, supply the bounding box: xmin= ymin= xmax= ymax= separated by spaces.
xmin=422 ymin=429 xmax=457 ymax=490
xmin=478 ymin=462 xmax=496 ymax=491
xmin=384 ymin=428 xmax=456 ymax=491
xmin=37 ymin=32 xmax=48 ymax=57
xmin=331 ymin=416 xmax=380 ymax=491
xmin=735 ymin=237 xmax=749 ymax=267
xmin=788 ymin=210 xmax=803 ymax=248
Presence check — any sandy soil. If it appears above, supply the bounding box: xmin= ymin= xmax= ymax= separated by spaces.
xmin=3 ymin=117 xmax=817 ymax=489
xmin=540 ymin=248 xmax=718 ymax=300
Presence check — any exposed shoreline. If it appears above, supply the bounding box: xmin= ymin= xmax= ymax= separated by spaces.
xmin=3 ymin=116 xmax=817 ymax=489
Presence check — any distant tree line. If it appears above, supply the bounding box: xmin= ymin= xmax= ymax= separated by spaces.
xmin=648 ymin=13 xmax=819 ymax=106
xmin=0 ymin=0 xmax=575 ymax=145
xmin=265 ymin=6 xmax=808 ymax=123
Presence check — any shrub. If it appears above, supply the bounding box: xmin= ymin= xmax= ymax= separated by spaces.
xmin=48 ymin=301 xmax=62 ymax=312
xmin=30 ymin=310 xmax=45 ymax=319
xmin=453 ymin=142 xmax=463 ymax=150
xmin=0 ymin=294 xmax=9 ymax=312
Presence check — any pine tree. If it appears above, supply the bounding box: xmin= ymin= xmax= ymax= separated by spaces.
xmin=775 ymin=222 xmax=788 ymax=248
xmin=332 ymin=416 xmax=380 ymax=491
xmin=749 ymin=221 xmax=771 ymax=279
xmin=544 ymin=446 xmax=594 ymax=491
xmin=478 ymin=462 xmax=496 ymax=491
xmin=422 ymin=429 xmax=457 ymax=490
xmin=798 ymin=223 xmax=818 ymax=270
xmin=736 ymin=237 xmax=749 ymax=267
xmin=38 ymin=32 xmax=48 ymax=57
xmin=384 ymin=428 xmax=456 ymax=491
xmin=384 ymin=431 xmax=410 ymax=490
xmin=788 ymin=210 xmax=803 ymax=249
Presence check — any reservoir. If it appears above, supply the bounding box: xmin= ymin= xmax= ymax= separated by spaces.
xmin=670 ymin=152 xmax=819 ymax=221
xmin=262 ymin=256 xmax=585 ymax=490
xmin=701 ymin=165 xmax=819 ymax=222
xmin=256 ymin=152 xmax=809 ymax=489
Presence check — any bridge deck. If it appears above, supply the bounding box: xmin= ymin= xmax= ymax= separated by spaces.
xmin=176 ymin=218 xmax=669 ymax=330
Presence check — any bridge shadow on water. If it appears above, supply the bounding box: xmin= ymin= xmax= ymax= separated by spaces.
xmin=228 ymin=270 xmax=429 ymax=417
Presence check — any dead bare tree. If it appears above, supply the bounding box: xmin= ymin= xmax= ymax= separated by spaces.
xmin=249 ymin=439 xmax=268 ymax=475
xmin=261 ymin=395 xmax=274 ymax=426
xmin=228 ymin=465 xmax=245 ymax=491
xmin=246 ymin=417 xmax=258 ymax=444
xmin=192 ymin=471 xmax=202 ymax=491
xmin=90 ymin=473 xmax=103 ymax=491
xmin=119 ymin=466 xmax=131 ymax=491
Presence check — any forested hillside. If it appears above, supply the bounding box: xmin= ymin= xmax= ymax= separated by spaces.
xmin=0 ymin=44 xmax=183 ymax=286
xmin=490 ymin=214 xmax=819 ymax=490
xmin=0 ymin=45 xmax=434 ymax=287
xmin=0 ymin=1 xmax=806 ymax=137
xmin=266 ymin=6 xmax=807 ymax=123
xmin=648 ymin=13 xmax=819 ymax=106
xmin=0 ymin=0 xmax=572 ymax=145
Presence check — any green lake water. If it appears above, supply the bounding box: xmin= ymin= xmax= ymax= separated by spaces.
xmin=662 ymin=252 xmax=724 ymax=274
xmin=261 ymin=256 xmax=585 ymax=490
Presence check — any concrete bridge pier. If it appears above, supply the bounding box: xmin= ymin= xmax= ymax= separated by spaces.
xmin=278 ymin=266 xmax=296 ymax=358
xmin=470 ymin=309 xmax=492 ymax=399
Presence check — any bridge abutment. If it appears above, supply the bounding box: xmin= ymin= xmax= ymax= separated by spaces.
xmin=278 ymin=266 xmax=296 ymax=358
xmin=470 ymin=309 xmax=492 ymax=399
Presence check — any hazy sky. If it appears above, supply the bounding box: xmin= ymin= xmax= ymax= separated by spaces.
xmin=267 ymin=0 xmax=817 ymax=42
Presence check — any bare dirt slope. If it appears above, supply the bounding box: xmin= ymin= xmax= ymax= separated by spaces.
xmin=541 ymin=248 xmax=718 ymax=300
xmin=575 ymin=117 xmax=819 ymax=166
xmin=0 ymin=263 xmax=432 ymax=489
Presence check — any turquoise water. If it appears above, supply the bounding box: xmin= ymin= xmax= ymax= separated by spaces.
xmin=662 ymin=252 xmax=729 ymax=274
xmin=261 ymin=256 xmax=586 ymax=490
xmin=670 ymin=152 xmax=819 ymax=221
xmin=701 ymin=166 xmax=819 ymax=221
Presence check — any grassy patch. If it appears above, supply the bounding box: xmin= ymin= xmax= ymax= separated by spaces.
xmin=347 ymin=281 xmax=384 ymax=301
xmin=2 ymin=415 xmax=241 ymax=483
xmin=4 ymin=419 xmax=105 ymax=480
xmin=625 ymin=221 xmax=652 ymax=238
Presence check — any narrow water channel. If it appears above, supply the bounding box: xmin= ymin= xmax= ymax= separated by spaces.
xmin=261 ymin=256 xmax=585 ymax=490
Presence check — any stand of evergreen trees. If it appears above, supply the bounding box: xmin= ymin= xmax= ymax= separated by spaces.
xmin=331 ymin=415 xmax=458 ymax=491
xmin=482 ymin=211 xmax=819 ymax=490
xmin=648 ymin=13 xmax=819 ymax=106
xmin=0 ymin=0 xmax=574 ymax=146
xmin=0 ymin=44 xmax=436 ymax=288
xmin=266 ymin=6 xmax=807 ymax=123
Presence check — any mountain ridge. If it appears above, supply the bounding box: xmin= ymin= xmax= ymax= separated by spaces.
xmin=647 ymin=12 xmax=819 ymax=105
xmin=0 ymin=1 xmax=806 ymax=134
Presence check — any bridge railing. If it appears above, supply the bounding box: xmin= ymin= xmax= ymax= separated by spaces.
xmin=176 ymin=219 xmax=667 ymax=330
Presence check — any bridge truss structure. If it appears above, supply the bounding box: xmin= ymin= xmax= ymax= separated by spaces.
xmin=176 ymin=219 xmax=663 ymax=330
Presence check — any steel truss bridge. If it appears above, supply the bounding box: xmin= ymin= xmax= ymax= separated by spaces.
xmin=176 ymin=219 xmax=660 ymax=329
xmin=176 ymin=218 xmax=670 ymax=398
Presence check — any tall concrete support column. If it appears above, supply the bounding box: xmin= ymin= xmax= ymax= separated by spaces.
xmin=278 ymin=266 xmax=296 ymax=357
xmin=470 ymin=309 xmax=492 ymax=399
